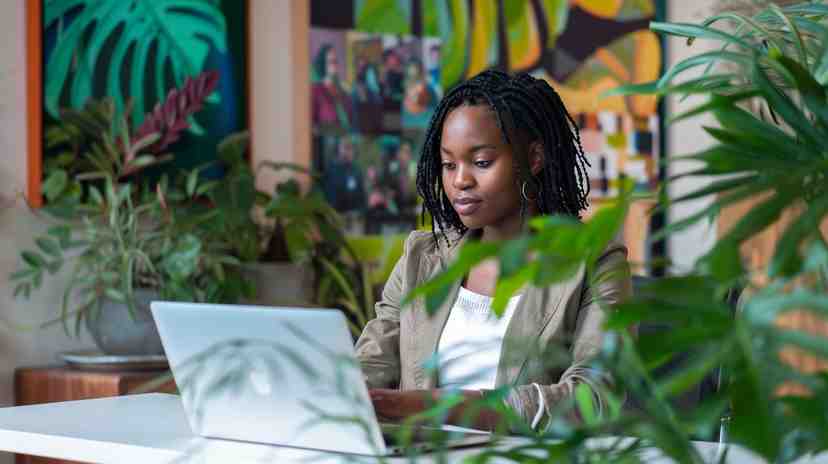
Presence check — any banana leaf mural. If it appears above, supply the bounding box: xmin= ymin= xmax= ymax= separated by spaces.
xmin=35 ymin=0 xmax=248 ymax=189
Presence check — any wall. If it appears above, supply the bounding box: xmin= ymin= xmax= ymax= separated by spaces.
xmin=664 ymin=0 xmax=720 ymax=273
xmin=250 ymin=0 xmax=310 ymax=193
xmin=0 ymin=1 xmax=94 ymax=462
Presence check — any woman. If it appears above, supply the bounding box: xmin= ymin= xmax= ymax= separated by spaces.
xmin=351 ymin=60 xmax=383 ymax=134
xmin=354 ymin=70 xmax=631 ymax=432
xmin=401 ymin=57 xmax=438 ymax=129
xmin=311 ymin=44 xmax=353 ymax=132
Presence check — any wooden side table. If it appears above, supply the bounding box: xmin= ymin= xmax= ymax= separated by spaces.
xmin=13 ymin=366 xmax=176 ymax=464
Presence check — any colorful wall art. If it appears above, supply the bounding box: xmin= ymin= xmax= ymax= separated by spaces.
xmin=311 ymin=0 xmax=665 ymax=238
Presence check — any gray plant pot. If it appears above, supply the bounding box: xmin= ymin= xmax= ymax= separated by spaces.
xmin=85 ymin=288 xmax=164 ymax=355
xmin=241 ymin=262 xmax=314 ymax=307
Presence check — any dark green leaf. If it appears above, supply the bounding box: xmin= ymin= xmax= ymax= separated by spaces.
xmin=753 ymin=58 xmax=828 ymax=148
xmin=700 ymin=241 xmax=743 ymax=283
xmin=22 ymin=251 xmax=46 ymax=269
xmin=498 ymin=237 xmax=530 ymax=279
xmin=35 ymin=237 xmax=61 ymax=258
xmin=492 ymin=264 xmax=534 ymax=316
xmin=669 ymin=90 xmax=761 ymax=124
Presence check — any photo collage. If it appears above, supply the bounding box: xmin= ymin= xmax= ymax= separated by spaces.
xmin=310 ymin=28 xmax=442 ymax=235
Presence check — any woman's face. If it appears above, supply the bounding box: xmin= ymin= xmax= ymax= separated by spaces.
xmin=439 ymin=105 xmax=524 ymax=232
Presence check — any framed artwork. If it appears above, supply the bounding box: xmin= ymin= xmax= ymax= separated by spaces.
xmin=25 ymin=0 xmax=250 ymax=206
xmin=310 ymin=0 xmax=667 ymax=269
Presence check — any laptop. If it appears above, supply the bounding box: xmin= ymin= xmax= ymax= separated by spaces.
xmin=150 ymin=302 xmax=493 ymax=456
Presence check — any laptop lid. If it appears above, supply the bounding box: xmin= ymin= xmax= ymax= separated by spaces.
xmin=150 ymin=302 xmax=388 ymax=455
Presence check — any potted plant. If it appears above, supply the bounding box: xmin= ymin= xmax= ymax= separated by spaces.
xmin=209 ymin=136 xmax=380 ymax=336
xmin=10 ymin=71 xmax=252 ymax=355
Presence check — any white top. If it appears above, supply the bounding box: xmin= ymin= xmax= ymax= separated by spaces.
xmin=0 ymin=393 xmax=771 ymax=463
xmin=438 ymin=287 xmax=522 ymax=390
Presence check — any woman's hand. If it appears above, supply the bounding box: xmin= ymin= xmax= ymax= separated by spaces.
xmin=368 ymin=389 xmax=431 ymax=422
xmin=368 ymin=389 xmax=501 ymax=430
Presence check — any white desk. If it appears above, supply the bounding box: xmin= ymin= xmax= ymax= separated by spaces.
xmin=0 ymin=393 xmax=814 ymax=463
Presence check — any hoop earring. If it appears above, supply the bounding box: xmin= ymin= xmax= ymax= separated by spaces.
xmin=521 ymin=180 xmax=538 ymax=202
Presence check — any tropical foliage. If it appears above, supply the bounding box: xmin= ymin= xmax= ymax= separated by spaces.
xmin=44 ymin=0 xmax=227 ymax=130
xmin=10 ymin=72 xmax=251 ymax=335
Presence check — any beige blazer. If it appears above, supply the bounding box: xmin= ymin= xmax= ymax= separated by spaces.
xmin=355 ymin=230 xmax=631 ymax=429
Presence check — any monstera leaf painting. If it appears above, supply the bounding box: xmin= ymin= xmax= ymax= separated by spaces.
xmin=44 ymin=0 xmax=229 ymax=132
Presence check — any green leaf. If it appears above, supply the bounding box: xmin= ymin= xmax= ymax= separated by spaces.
xmin=718 ymin=188 xmax=798 ymax=247
xmin=538 ymin=261 xmax=585 ymax=294
xmin=88 ymin=185 xmax=104 ymax=206
xmin=753 ymin=58 xmax=828 ymax=148
xmin=404 ymin=241 xmax=500 ymax=306
xmin=603 ymin=73 xmax=738 ymax=98
xmin=162 ymin=234 xmax=202 ymax=281
xmin=769 ymin=195 xmax=828 ymax=278
xmin=498 ymin=237 xmax=530 ymax=279
xmin=128 ymin=155 xmax=159 ymax=169
xmin=700 ymin=241 xmax=743 ymax=283
xmin=710 ymin=98 xmax=810 ymax=161
xmin=574 ymin=383 xmax=598 ymax=426
xmin=217 ymin=131 xmax=251 ymax=163
xmin=186 ymin=169 xmax=199 ymax=197
xmin=773 ymin=54 xmax=828 ymax=129
xmin=649 ymin=21 xmax=761 ymax=53
xmin=425 ymin=281 xmax=454 ymax=316
xmin=47 ymin=226 xmax=73 ymax=249
xmin=130 ymin=132 xmax=160 ymax=155
xmin=41 ymin=170 xmax=69 ymax=203
xmin=655 ymin=50 xmax=754 ymax=89
xmin=9 ymin=269 xmax=35 ymax=281
xmin=669 ymin=90 xmax=761 ymax=124
xmin=44 ymin=0 xmax=227 ymax=126
xmin=492 ymin=263 xmax=535 ymax=317
xmin=22 ymin=251 xmax=46 ymax=269
xmin=767 ymin=4 xmax=808 ymax=69
xmin=669 ymin=175 xmax=757 ymax=205
xmin=729 ymin=324 xmax=779 ymax=460
xmin=656 ymin=347 xmax=726 ymax=398
xmin=35 ymin=237 xmax=62 ymax=258
xmin=104 ymin=287 xmax=127 ymax=303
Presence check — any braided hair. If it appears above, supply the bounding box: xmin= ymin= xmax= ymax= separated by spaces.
xmin=415 ymin=69 xmax=591 ymax=245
